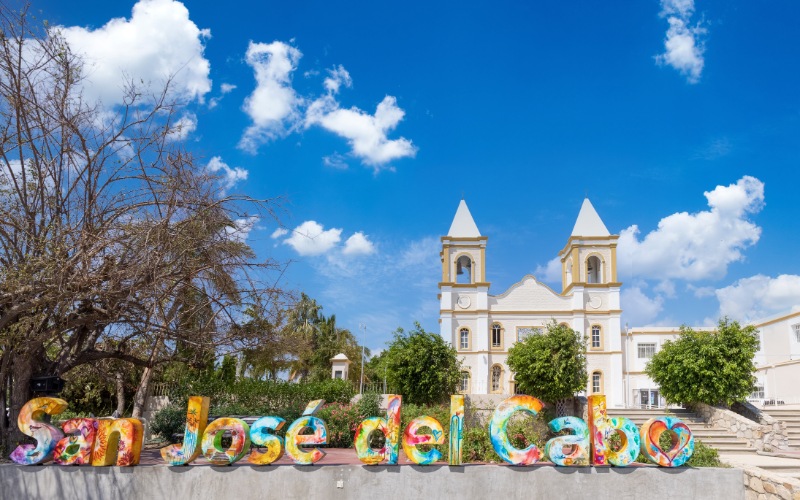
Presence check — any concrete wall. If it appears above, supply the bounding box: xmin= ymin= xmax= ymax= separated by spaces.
xmin=0 ymin=464 xmax=743 ymax=500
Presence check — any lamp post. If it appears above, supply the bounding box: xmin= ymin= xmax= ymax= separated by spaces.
xmin=359 ymin=323 xmax=366 ymax=394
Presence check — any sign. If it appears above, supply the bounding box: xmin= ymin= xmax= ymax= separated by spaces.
xmin=7 ymin=393 xmax=694 ymax=467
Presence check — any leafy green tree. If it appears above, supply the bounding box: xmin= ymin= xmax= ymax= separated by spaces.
xmin=646 ymin=319 xmax=759 ymax=406
xmin=282 ymin=295 xmax=369 ymax=384
xmin=507 ymin=321 xmax=587 ymax=406
xmin=217 ymin=355 xmax=238 ymax=385
xmin=383 ymin=322 xmax=461 ymax=404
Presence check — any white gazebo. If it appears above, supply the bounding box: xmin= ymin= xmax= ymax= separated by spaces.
xmin=331 ymin=353 xmax=351 ymax=381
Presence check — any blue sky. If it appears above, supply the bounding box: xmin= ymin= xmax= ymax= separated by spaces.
xmin=31 ymin=0 xmax=800 ymax=352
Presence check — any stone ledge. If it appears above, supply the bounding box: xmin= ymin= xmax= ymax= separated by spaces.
xmin=730 ymin=463 xmax=800 ymax=500
xmin=0 ymin=464 xmax=743 ymax=500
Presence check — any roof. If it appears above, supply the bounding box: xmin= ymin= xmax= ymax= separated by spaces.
xmin=571 ymin=198 xmax=610 ymax=237
xmin=331 ymin=353 xmax=350 ymax=362
xmin=447 ymin=200 xmax=481 ymax=237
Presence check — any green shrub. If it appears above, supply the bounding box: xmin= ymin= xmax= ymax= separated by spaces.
xmin=687 ymin=440 xmax=722 ymax=467
xmin=315 ymin=402 xmax=363 ymax=448
xmin=151 ymin=378 xmax=356 ymax=443
xmin=357 ymin=391 xmax=382 ymax=418
xmin=646 ymin=319 xmax=759 ymax=406
xmin=151 ymin=404 xmax=189 ymax=442
xmin=506 ymin=413 xmax=548 ymax=451
xmin=462 ymin=426 xmax=500 ymax=463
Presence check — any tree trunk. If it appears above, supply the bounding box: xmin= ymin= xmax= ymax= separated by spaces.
xmin=131 ymin=334 xmax=164 ymax=419
xmin=7 ymin=356 xmax=34 ymax=454
xmin=0 ymin=352 xmax=10 ymax=455
xmin=131 ymin=365 xmax=154 ymax=419
xmin=115 ymin=371 xmax=125 ymax=416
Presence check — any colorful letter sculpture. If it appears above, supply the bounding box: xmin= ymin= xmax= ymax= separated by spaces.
xmin=587 ymin=395 xmax=608 ymax=465
xmin=285 ymin=399 xmax=327 ymax=465
xmin=354 ymin=394 xmax=402 ymax=465
xmin=544 ymin=416 xmax=590 ymax=466
xmin=489 ymin=395 xmax=544 ymax=465
xmin=249 ymin=416 xmax=286 ymax=465
xmin=449 ymin=395 xmax=464 ymax=466
xmin=161 ymin=396 xmax=210 ymax=466
xmin=640 ymin=417 xmax=695 ymax=467
xmin=402 ymin=416 xmax=444 ymax=465
xmin=9 ymin=393 xmax=695 ymax=468
xmin=201 ymin=418 xmax=251 ymax=465
xmin=10 ymin=397 xmax=68 ymax=465
xmin=54 ymin=418 xmax=98 ymax=465
xmin=587 ymin=395 xmax=639 ymax=467
xmin=91 ymin=418 xmax=144 ymax=466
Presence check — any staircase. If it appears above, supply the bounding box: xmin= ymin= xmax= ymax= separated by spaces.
xmin=761 ymin=406 xmax=800 ymax=449
xmin=606 ymin=407 xmax=757 ymax=455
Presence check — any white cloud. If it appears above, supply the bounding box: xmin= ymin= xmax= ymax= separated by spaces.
xmin=238 ymin=41 xmax=303 ymax=153
xmin=693 ymin=137 xmax=732 ymax=161
xmin=310 ymin=236 xmax=441 ymax=341
xmin=621 ymin=286 xmax=665 ymax=326
xmin=687 ymin=284 xmax=715 ymax=298
xmin=208 ymin=83 xmax=237 ymax=109
xmin=58 ymin=0 xmax=211 ymax=106
xmin=322 ymin=153 xmax=349 ymax=170
xmin=660 ymin=0 xmax=695 ymax=17
xmin=535 ymin=256 xmax=562 ymax=283
xmin=399 ymin=237 xmax=439 ymax=269
xmin=343 ymin=232 xmax=376 ymax=256
xmin=306 ymin=94 xmax=417 ymax=171
xmin=618 ymin=176 xmax=764 ymax=281
xmin=655 ymin=0 xmax=705 ymax=84
xmin=233 ymin=44 xmax=416 ymax=170
xmin=270 ymin=228 xmax=288 ymax=239
xmin=0 ymin=159 xmax=24 ymax=186
xmin=283 ymin=220 xmax=342 ymax=256
xmin=654 ymin=280 xmax=676 ymax=298
xmin=323 ymin=65 xmax=352 ymax=94
xmin=225 ymin=215 xmax=259 ymax=243
xmin=716 ymin=274 xmax=800 ymax=323
xmin=206 ymin=156 xmax=248 ymax=192
xmin=166 ymin=113 xmax=197 ymax=141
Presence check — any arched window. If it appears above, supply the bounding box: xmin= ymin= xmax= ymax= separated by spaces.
xmin=591 ymin=325 xmax=602 ymax=350
xmin=491 ymin=365 xmax=503 ymax=393
xmin=491 ymin=323 xmax=502 ymax=349
xmin=460 ymin=371 xmax=470 ymax=393
xmin=459 ymin=328 xmax=470 ymax=350
xmin=592 ymin=371 xmax=603 ymax=394
xmin=456 ymin=255 xmax=473 ymax=284
xmin=587 ymin=256 xmax=602 ymax=284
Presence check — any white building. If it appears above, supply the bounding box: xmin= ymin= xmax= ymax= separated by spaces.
xmin=748 ymin=311 xmax=800 ymax=405
xmin=439 ymin=200 xmax=800 ymax=408
xmin=439 ymin=199 xmax=624 ymax=407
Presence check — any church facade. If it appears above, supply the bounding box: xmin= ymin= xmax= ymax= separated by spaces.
xmin=438 ymin=200 xmax=800 ymax=409
xmin=439 ymin=199 xmax=624 ymax=407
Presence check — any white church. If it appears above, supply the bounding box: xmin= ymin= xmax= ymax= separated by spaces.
xmin=438 ymin=200 xmax=800 ymax=408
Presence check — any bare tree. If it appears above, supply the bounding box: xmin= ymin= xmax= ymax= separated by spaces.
xmin=0 ymin=5 xmax=285 ymax=451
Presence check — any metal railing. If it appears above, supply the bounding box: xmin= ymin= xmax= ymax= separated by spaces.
xmin=360 ymin=381 xmax=394 ymax=394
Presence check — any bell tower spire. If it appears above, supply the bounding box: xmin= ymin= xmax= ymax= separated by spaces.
xmin=440 ymin=199 xmax=491 ymax=390
xmin=558 ymin=198 xmax=620 ymax=293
